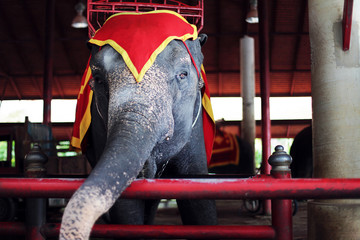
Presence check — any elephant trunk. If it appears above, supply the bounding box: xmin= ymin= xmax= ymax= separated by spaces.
xmin=60 ymin=112 xmax=164 ymax=240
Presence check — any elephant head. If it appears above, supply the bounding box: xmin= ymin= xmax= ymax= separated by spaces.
xmin=60 ymin=11 xmax=216 ymax=240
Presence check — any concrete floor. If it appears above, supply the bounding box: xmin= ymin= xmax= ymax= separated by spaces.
xmin=5 ymin=199 xmax=307 ymax=239
xmin=154 ymin=199 xmax=308 ymax=240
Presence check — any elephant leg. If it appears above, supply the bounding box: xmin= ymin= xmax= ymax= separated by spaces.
xmin=170 ymin=113 xmax=218 ymax=226
xmin=164 ymin=159 xmax=218 ymax=226
xmin=107 ymin=199 xmax=159 ymax=240
xmin=109 ymin=199 xmax=159 ymax=224
xmin=109 ymin=199 xmax=145 ymax=225
xmin=170 ymin=154 xmax=218 ymax=225
xmin=176 ymin=199 xmax=217 ymax=225
xmin=144 ymin=199 xmax=161 ymax=225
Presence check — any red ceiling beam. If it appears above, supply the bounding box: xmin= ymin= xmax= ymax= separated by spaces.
xmin=342 ymin=0 xmax=354 ymax=51
xmin=9 ymin=77 xmax=22 ymax=100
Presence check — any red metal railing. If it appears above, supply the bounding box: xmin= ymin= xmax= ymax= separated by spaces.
xmin=87 ymin=0 xmax=204 ymax=37
xmin=2 ymin=178 xmax=360 ymax=239
xmin=1 ymin=177 xmax=360 ymax=199
xmin=1 ymin=145 xmax=360 ymax=239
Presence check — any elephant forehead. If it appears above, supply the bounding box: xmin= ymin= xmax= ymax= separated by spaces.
xmin=102 ymin=47 xmax=118 ymax=72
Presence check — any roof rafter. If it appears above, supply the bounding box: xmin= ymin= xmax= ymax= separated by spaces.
xmin=20 ymin=0 xmax=43 ymax=55
xmin=9 ymin=77 xmax=22 ymax=100
xmin=54 ymin=76 xmax=65 ymax=99
xmin=0 ymin=6 xmax=32 ymax=75
xmin=30 ymin=76 xmax=42 ymax=99
xmin=54 ymin=6 xmax=80 ymax=75
xmin=290 ymin=0 xmax=307 ymax=96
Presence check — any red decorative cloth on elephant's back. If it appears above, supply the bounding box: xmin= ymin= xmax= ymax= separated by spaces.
xmin=71 ymin=10 xmax=215 ymax=165
xmin=209 ymin=131 xmax=240 ymax=168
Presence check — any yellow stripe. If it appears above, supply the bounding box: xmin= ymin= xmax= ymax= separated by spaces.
xmin=89 ymin=35 xmax=198 ymax=83
xmin=71 ymin=90 xmax=93 ymax=149
xmin=202 ymin=93 xmax=215 ymax=123
xmin=200 ymin=65 xmax=215 ymax=123
xmin=79 ymin=66 xmax=92 ymax=96
xmin=137 ymin=33 xmax=197 ymax=82
xmin=70 ymin=136 xmax=81 ymax=149
xmin=88 ymin=39 xmax=140 ymax=81
xmin=88 ymin=10 xmax=198 ymax=83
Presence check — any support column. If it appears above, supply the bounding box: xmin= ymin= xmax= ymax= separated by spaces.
xmin=308 ymin=0 xmax=360 ymax=239
xmin=259 ymin=0 xmax=272 ymax=215
xmin=43 ymin=0 xmax=55 ymax=126
xmin=240 ymin=35 xmax=256 ymax=175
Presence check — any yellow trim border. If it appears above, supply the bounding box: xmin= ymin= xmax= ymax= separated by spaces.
xmin=88 ymin=10 xmax=198 ymax=83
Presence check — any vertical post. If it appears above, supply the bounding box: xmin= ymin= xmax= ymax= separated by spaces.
xmin=258 ymin=0 xmax=272 ymax=215
xmin=240 ymin=35 xmax=256 ymax=175
xmin=43 ymin=0 xmax=55 ymax=125
xmin=268 ymin=145 xmax=293 ymax=240
xmin=25 ymin=144 xmax=48 ymax=240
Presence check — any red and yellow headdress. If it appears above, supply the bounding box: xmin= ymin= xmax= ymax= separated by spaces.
xmin=71 ymin=10 xmax=214 ymax=164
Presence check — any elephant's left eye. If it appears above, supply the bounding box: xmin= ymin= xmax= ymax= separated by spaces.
xmin=176 ymin=71 xmax=188 ymax=81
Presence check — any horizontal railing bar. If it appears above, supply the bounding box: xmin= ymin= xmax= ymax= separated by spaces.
xmin=1 ymin=177 xmax=360 ymax=199
xmin=0 ymin=222 xmax=276 ymax=239
xmin=0 ymin=222 xmax=26 ymax=236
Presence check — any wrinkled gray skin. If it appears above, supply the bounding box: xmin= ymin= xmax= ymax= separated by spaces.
xmin=60 ymin=36 xmax=217 ymax=240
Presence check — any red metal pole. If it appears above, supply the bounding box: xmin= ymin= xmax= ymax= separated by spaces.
xmin=342 ymin=0 xmax=354 ymax=51
xmin=259 ymin=0 xmax=272 ymax=215
xmin=2 ymin=177 xmax=360 ymax=199
xmin=41 ymin=224 xmax=276 ymax=239
xmin=258 ymin=0 xmax=271 ymax=174
xmin=269 ymin=146 xmax=293 ymax=240
xmin=0 ymin=222 xmax=26 ymax=236
xmin=43 ymin=0 xmax=55 ymax=125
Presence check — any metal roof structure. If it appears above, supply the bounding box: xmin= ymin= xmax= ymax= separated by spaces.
xmin=0 ymin=0 xmax=311 ymax=100
xmin=0 ymin=0 xmax=312 ymax=139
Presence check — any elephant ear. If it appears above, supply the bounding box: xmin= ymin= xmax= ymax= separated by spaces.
xmin=199 ymin=33 xmax=208 ymax=47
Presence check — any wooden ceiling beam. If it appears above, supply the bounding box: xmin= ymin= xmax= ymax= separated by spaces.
xmin=215 ymin=0 xmax=222 ymax=96
xmin=207 ymin=31 xmax=309 ymax=37
xmin=8 ymin=77 xmax=22 ymax=100
xmin=30 ymin=76 xmax=42 ymax=99
xmin=20 ymin=0 xmax=43 ymax=55
xmin=205 ymin=69 xmax=311 ymax=74
xmin=54 ymin=76 xmax=65 ymax=99
xmin=0 ymin=7 xmax=32 ymax=75
xmin=289 ymin=0 xmax=307 ymax=96
xmin=54 ymin=6 xmax=80 ymax=75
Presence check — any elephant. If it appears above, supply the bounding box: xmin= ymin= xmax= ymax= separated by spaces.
xmin=290 ymin=125 xmax=313 ymax=178
xmin=60 ymin=11 xmax=217 ymax=240
xmin=208 ymin=124 xmax=255 ymax=176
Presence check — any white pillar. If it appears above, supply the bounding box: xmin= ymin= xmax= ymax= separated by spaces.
xmin=240 ymin=35 xmax=256 ymax=171
xmin=308 ymin=0 xmax=360 ymax=239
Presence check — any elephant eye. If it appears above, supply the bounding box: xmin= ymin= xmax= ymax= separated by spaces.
xmin=176 ymin=71 xmax=188 ymax=81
